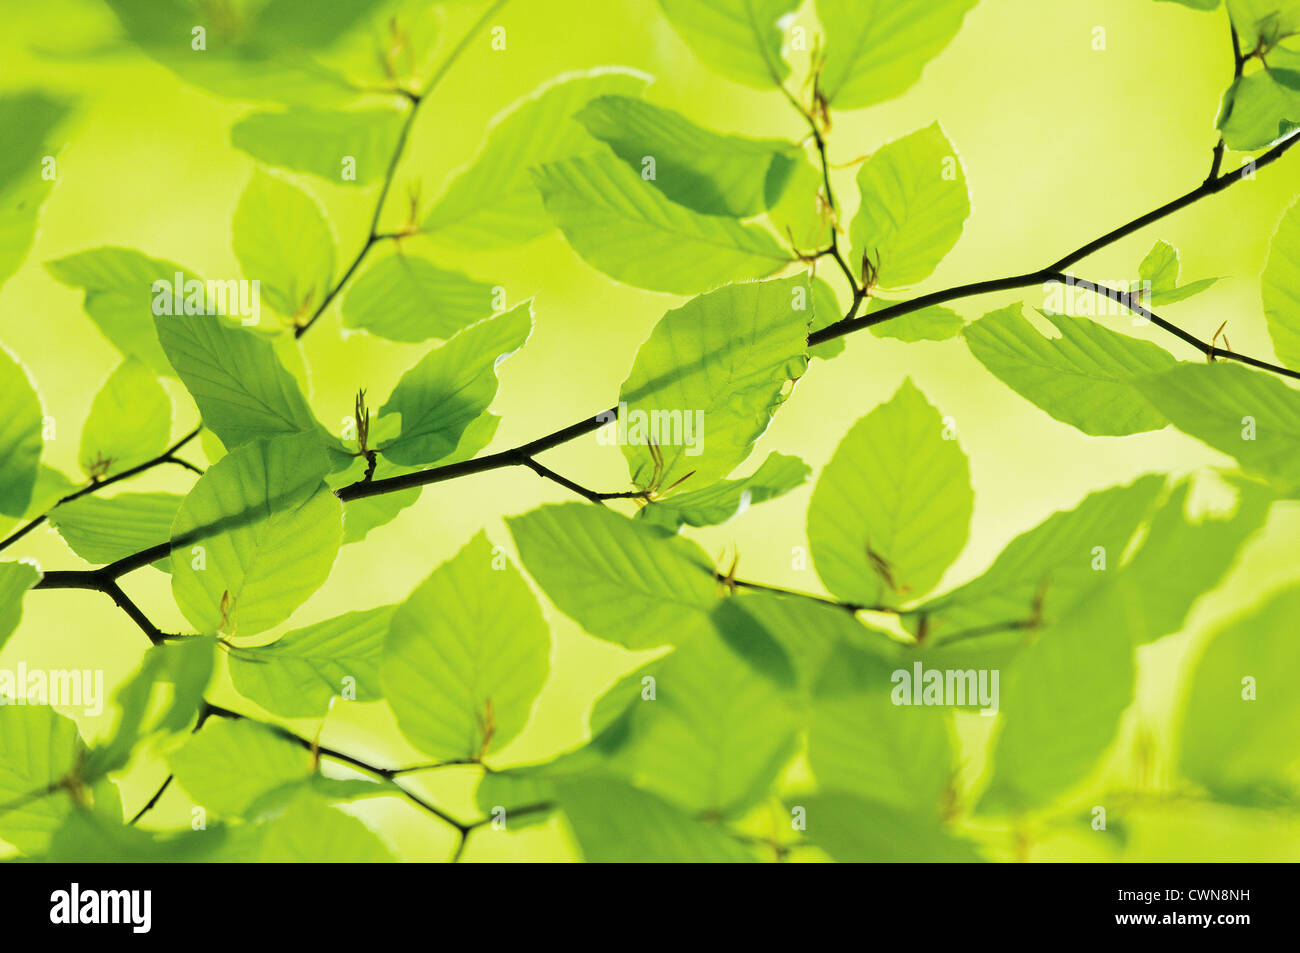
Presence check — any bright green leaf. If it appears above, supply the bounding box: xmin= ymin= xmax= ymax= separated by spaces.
xmin=797 ymin=792 xmax=983 ymax=861
xmin=655 ymin=0 xmax=800 ymax=89
xmin=232 ymin=169 xmax=336 ymax=320
xmin=342 ymin=251 xmax=496 ymax=343
xmin=639 ymin=451 xmax=809 ymax=529
xmin=0 ymin=562 xmax=41 ymax=652
xmin=170 ymin=433 xmax=342 ymax=637
xmin=533 ymin=151 xmax=793 ymax=294
xmin=382 ymin=532 xmax=549 ymax=761
xmin=849 ymin=123 xmax=970 ymax=289
xmin=964 ymin=304 xmax=1178 ymax=436
xmin=507 ymin=503 xmax=717 ymax=650
xmin=816 ymin=0 xmax=978 ymax=109
xmin=231 ymin=107 xmax=405 ymax=186
xmin=229 ymin=606 xmax=393 ymax=718
xmin=0 ymin=346 xmax=43 ymax=518
xmin=79 ymin=359 xmax=171 ymax=479
xmin=808 ymin=378 xmax=973 ymax=608
xmin=378 ymin=302 xmax=531 ymax=466
xmin=48 ymin=492 xmax=181 ymax=567
xmin=618 ymin=275 xmax=810 ymax=492
xmin=575 ymin=95 xmax=799 ymax=217
xmin=168 ymin=717 xmax=310 ymax=816
xmin=421 ymin=68 xmax=650 ymax=248
xmin=0 ymin=705 xmax=87 ymax=854
xmin=1262 ymin=196 xmax=1300 ymax=370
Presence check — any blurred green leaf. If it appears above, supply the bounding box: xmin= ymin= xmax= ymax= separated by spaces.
xmin=556 ymin=775 xmax=757 ymax=861
xmin=232 ymin=169 xmax=336 ymax=321
xmin=868 ymin=301 xmax=965 ymax=342
xmin=1135 ymin=362 xmax=1300 ymax=494
xmin=47 ymin=247 xmax=200 ymax=377
xmin=1180 ymin=584 xmax=1300 ymax=804
xmin=796 ymin=791 xmax=983 ymax=861
xmin=0 ymin=705 xmax=87 ymax=854
xmin=169 ymin=717 xmax=309 ymax=817
xmin=1138 ymin=239 xmax=1222 ymax=305
xmin=0 ymin=562 xmax=41 ymax=652
xmin=231 ymin=107 xmax=405 ymax=186
xmin=0 ymin=92 xmax=70 ymax=290
xmin=0 ymin=346 xmax=43 ymax=518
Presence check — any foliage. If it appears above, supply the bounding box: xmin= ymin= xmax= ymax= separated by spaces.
xmin=1 ymin=0 xmax=1299 ymax=863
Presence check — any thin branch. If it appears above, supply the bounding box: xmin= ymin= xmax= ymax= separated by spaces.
xmin=129 ymin=775 xmax=173 ymax=825
xmin=0 ymin=425 xmax=202 ymax=555
xmin=294 ymin=0 xmax=512 ymax=339
xmin=1205 ymin=21 xmax=1245 ymax=184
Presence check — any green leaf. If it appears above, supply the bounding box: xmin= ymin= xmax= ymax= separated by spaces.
xmin=102 ymin=0 xmax=372 ymax=106
xmin=1229 ymin=0 xmax=1300 ymax=44
xmin=575 ymin=95 xmax=799 ymax=217
xmin=382 ymin=532 xmax=549 ymax=761
xmin=868 ymin=300 xmax=965 ymax=342
xmin=533 ymin=151 xmax=793 ymax=294
xmin=796 ymin=792 xmax=983 ymax=861
xmin=639 ymin=451 xmax=809 ymax=529
xmin=594 ymin=624 xmax=800 ymax=814
xmin=48 ymin=492 xmax=181 ymax=567
xmin=849 ymin=123 xmax=970 ymax=289
xmin=808 ymin=378 xmax=972 ymax=609
xmin=1218 ymin=49 xmax=1300 ymax=150
xmin=1134 ymin=362 xmax=1300 ymax=494
xmin=232 ymin=169 xmax=336 ymax=321
xmin=1114 ymin=477 xmax=1272 ymax=645
xmin=816 ymin=0 xmax=978 ymax=109
xmin=556 ymin=775 xmax=756 ymax=861
xmin=918 ymin=474 xmax=1166 ymax=637
xmin=170 ymin=433 xmax=342 ymax=637
xmin=1158 ymin=0 xmax=1220 ymax=9
xmin=421 ymin=68 xmax=650 ymax=248
xmin=79 ymin=359 xmax=171 ymax=479
xmin=229 ymin=606 xmax=393 ymax=718
xmin=255 ymin=789 xmax=395 ymax=861
xmin=507 ymin=503 xmax=717 ymax=650
xmin=378 ymin=302 xmax=531 ymax=466
xmin=0 ymin=346 xmax=43 ymax=518
xmin=768 ymin=158 xmax=834 ymax=259
xmin=231 ymin=107 xmax=405 ymax=186
xmin=978 ymin=593 xmax=1136 ymax=814
xmin=46 ymin=247 xmax=200 ymax=376
xmin=0 ymin=561 xmax=41 ymax=651
xmin=0 ymin=92 xmax=70 ymax=290
xmin=964 ymin=304 xmax=1178 ymax=436
xmin=807 ymin=276 xmax=846 ymax=359
xmin=618 ymin=275 xmax=810 ymax=492
xmin=0 ymin=705 xmax=87 ymax=854
xmin=808 ymin=642 xmax=955 ymax=814
xmin=87 ymin=635 xmax=216 ymax=778
xmin=333 ymin=457 xmax=421 ymax=544
xmin=1180 ymin=585 xmax=1300 ymax=804
xmin=43 ymin=810 xmax=241 ymax=862
xmin=155 ymin=312 xmax=322 ymax=450
xmin=342 ymin=251 xmax=496 ymax=343
xmin=1262 ymin=197 xmax=1300 ymax=370
xmin=169 ymin=717 xmax=310 ymax=816
xmin=1138 ymin=239 xmax=1222 ymax=306
xmin=655 ymin=0 xmax=800 ymax=89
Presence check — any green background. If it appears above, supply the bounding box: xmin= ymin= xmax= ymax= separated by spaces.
xmin=2 ymin=0 xmax=1298 ymax=860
